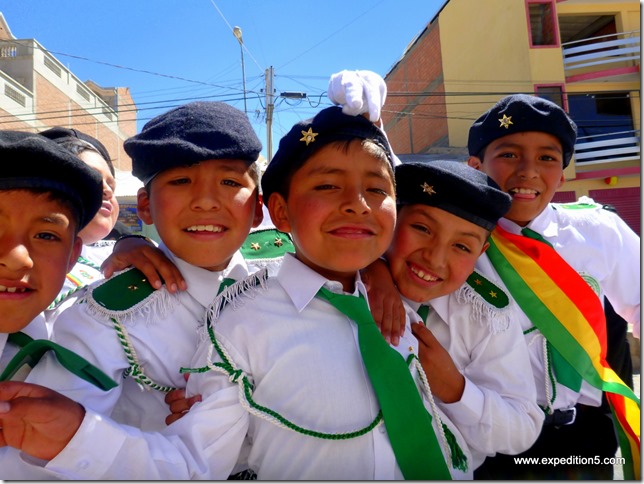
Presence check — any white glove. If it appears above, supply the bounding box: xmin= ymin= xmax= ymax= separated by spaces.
xmin=327 ymin=70 xmax=387 ymax=122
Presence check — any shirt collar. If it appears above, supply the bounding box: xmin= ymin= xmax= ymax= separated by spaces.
xmin=276 ymin=253 xmax=368 ymax=313
xmin=498 ymin=205 xmax=559 ymax=239
xmin=159 ymin=243 xmax=249 ymax=309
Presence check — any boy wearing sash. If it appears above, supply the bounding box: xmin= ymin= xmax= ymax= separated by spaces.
xmin=0 ymin=106 xmax=471 ymax=479
xmin=0 ymin=130 xmax=104 ymax=478
xmin=374 ymin=160 xmax=543 ymax=470
xmin=21 ymin=101 xmax=267 ymax=435
xmin=466 ymin=95 xmax=640 ymax=479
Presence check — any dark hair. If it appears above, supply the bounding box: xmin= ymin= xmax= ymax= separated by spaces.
xmin=274 ymin=138 xmax=394 ymax=202
xmin=53 ymin=137 xmax=115 ymax=176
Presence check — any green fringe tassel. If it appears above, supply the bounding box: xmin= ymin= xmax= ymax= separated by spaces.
xmin=442 ymin=423 xmax=468 ymax=472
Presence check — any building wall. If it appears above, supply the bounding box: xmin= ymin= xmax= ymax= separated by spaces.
xmin=383 ymin=20 xmax=448 ymax=154
xmin=439 ymin=0 xmax=544 ymax=148
xmin=0 ymin=36 xmax=134 ymax=170
xmin=384 ymin=0 xmax=640 ymax=224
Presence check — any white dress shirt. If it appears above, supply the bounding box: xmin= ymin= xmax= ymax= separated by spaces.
xmin=405 ymin=291 xmax=543 ymax=470
xmin=41 ymin=253 xmax=472 ymax=480
xmin=26 ymin=243 xmax=251 ymax=432
xmin=1 ymin=316 xmax=57 ymax=479
xmin=474 ymin=198 xmax=640 ymax=412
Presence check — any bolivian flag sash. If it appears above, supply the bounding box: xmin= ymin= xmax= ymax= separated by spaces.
xmin=486 ymin=226 xmax=640 ymax=480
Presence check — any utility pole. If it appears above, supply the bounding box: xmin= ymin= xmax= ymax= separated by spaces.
xmin=265 ymin=66 xmax=274 ymax=162
xmin=232 ymin=26 xmax=247 ymax=115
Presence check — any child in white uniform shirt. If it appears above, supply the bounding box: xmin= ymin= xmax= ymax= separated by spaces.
xmin=0 ymin=106 xmax=472 ymax=480
xmin=0 ymin=130 xmax=104 ymax=479
xmin=465 ymin=95 xmax=640 ymax=480
xmin=24 ymin=101 xmax=265 ymax=433
xmin=371 ymin=160 xmax=543 ymax=470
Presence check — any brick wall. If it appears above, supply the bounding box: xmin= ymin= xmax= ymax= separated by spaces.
xmin=383 ymin=21 xmax=448 ymax=155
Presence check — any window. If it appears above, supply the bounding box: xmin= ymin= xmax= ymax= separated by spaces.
xmin=535 ymin=85 xmax=564 ymax=109
xmin=527 ymin=1 xmax=558 ymax=46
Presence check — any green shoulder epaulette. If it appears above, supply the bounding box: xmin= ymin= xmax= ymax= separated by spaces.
xmin=465 ymin=270 xmax=509 ymax=309
xmin=555 ymin=200 xmax=600 ymax=210
xmin=241 ymin=228 xmax=295 ymax=260
xmin=91 ymin=268 xmax=156 ymax=312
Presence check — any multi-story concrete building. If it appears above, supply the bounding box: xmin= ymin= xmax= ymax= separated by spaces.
xmin=382 ymin=0 xmax=640 ymax=234
xmin=0 ymin=13 xmax=136 ymax=172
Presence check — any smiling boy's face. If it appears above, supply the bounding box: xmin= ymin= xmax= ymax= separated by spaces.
xmin=469 ymin=131 xmax=565 ymax=227
xmin=386 ymin=204 xmax=489 ymax=303
xmin=269 ymin=140 xmax=396 ymax=291
xmin=137 ymin=159 xmax=263 ymax=272
xmin=0 ymin=190 xmax=81 ymax=333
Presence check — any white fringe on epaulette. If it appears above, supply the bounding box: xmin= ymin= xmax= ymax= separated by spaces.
xmin=83 ymin=281 xmax=178 ymax=327
xmin=246 ymin=258 xmax=283 ymax=276
xmin=455 ymin=284 xmax=510 ymax=334
xmin=198 ymin=269 xmax=270 ymax=342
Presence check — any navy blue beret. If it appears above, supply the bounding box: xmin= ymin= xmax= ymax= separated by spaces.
xmin=468 ymin=94 xmax=577 ymax=168
xmin=262 ymin=106 xmax=394 ymax=202
xmin=395 ymin=160 xmax=511 ymax=231
xmin=0 ymin=131 xmax=103 ymax=230
xmin=39 ymin=126 xmax=112 ymax=165
xmin=125 ymin=101 xmax=262 ymax=184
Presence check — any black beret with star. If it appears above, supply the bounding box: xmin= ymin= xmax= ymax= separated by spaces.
xmin=125 ymin=101 xmax=262 ymax=184
xmin=0 ymin=130 xmax=103 ymax=230
xmin=261 ymin=106 xmax=395 ymax=202
xmin=468 ymin=94 xmax=577 ymax=168
xmin=395 ymin=160 xmax=511 ymax=231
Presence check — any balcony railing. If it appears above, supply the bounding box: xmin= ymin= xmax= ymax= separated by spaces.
xmin=562 ymin=31 xmax=640 ymax=76
xmin=574 ymin=129 xmax=640 ymax=166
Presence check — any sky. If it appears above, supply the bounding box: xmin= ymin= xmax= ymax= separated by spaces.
xmin=0 ymin=0 xmax=445 ymax=160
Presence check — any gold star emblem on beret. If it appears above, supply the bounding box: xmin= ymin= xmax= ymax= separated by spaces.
xmin=421 ymin=182 xmax=436 ymax=195
xmin=250 ymin=242 xmax=261 ymax=251
xmin=499 ymin=114 xmax=513 ymax=129
xmin=274 ymin=237 xmax=283 ymax=247
xmin=300 ymin=127 xmax=318 ymax=145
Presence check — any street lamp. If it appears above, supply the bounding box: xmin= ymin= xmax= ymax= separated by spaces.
xmin=232 ymin=26 xmax=247 ymax=115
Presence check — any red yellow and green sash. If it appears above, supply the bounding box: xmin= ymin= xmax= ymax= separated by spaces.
xmin=486 ymin=225 xmax=640 ymax=479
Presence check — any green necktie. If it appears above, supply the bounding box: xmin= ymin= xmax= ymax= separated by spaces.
xmin=417 ymin=304 xmax=431 ymax=323
xmin=1 ymin=332 xmax=118 ymax=391
xmin=317 ymin=287 xmax=452 ymax=480
xmin=521 ymin=228 xmax=582 ymax=392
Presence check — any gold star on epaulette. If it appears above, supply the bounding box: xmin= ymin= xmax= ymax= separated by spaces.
xmin=489 ymin=290 xmax=497 ymax=298
xmin=473 ymin=278 xmax=483 ymax=286
xmin=300 ymin=127 xmax=318 ymax=145
xmin=421 ymin=182 xmax=436 ymax=195
xmin=499 ymin=114 xmax=513 ymax=129
xmin=250 ymin=242 xmax=261 ymax=251
xmin=274 ymin=237 xmax=283 ymax=247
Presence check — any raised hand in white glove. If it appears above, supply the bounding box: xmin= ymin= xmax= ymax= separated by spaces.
xmin=327 ymin=70 xmax=386 ymax=122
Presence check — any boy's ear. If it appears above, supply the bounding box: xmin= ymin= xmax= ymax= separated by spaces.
xmin=136 ymin=187 xmax=154 ymax=225
xmin=480 ymin=240 xmax=490 ymax=255
xmin=267 ymin=192 xmax=291 ymax=233
xmin=467 ymin=156 xmax=482 ymax=171
xmin=251 ymin=193 xmax=264 ymax=228
xmin=68 ymin=236 xmax=83 ymax=272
